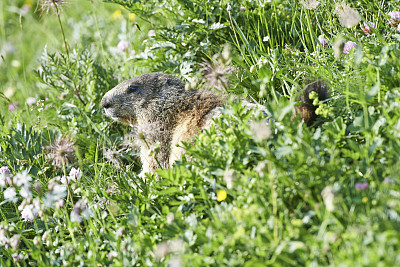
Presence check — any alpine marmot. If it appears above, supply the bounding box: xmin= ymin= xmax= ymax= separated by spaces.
xmin=101 ymin=73 xmax=328 ymax=175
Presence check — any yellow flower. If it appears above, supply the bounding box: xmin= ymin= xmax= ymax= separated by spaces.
xmin=362 ymin=197 xmax=368 ymax=203
xmin=217 ymin=190 xmax=227 ymax=202
xmin=24 ymin=0 xmax=33 ymax=6
xmin=112 ymin=10 xmax=122 ymax=20
xmin=129 ymin=13 xmax=136 ymax=21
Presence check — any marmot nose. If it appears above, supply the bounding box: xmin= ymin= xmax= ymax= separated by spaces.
xmin=101 ymin=97 xmax=111 ymax=109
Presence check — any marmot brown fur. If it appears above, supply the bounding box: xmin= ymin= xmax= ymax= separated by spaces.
xmin=101 ymin=73 xmax=328 ymax=175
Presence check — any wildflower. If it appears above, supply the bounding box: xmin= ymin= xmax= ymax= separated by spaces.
xmin=68 ymin=167 xmax=82 ymax=181
xmin=39 ymin=0 xmax=67 ymax=15
xmin=12 ymin=253 xmax=23 ymax=263
xmin=361 ymin=22 xmax=375 ymax=34
xmin=13 ymin=170 xmax=32 ymax=187
xmin=362 ymin=197 xmax=368 ymax=203
xmin=21 ymin=204 xmax=38 ymax=222
xmin=227 ymin=5 xmax=232 ymax=12
xmin=223 ymin=169 xmax=236 ymax=189
xmin=55 ymin=199 xmax=65 ymax=209
xmin=103 ymin=145 xmax=125 ymax=166
xmin=148 ymin=30 xmax=156 ymax=37
xmin=263 ymin=36 xmax=270 ymax=42
xmin=166 ymin=213 xmax=174 ymax=224
xmin=321 ymin=186 xmax=335 ymax=212
xmin=8 ymin=103 xmax=18 ymax=112
xmin=70 ymin=200 xmax=93 ymax=223
xmin=130 ymin=49 xmax=136 ymax=57
xmin=301 ymin=0 xmax=320 ymax=10
xmin=335 ymin=2 xmax=361 ymax=28
xmin=117 ymin=40 xmax=129 ymax=52
xmin=0 ymin=174 xmax=6 ymax=187
xmin=200 ymin=59 xmax=235 ymax=92
xmin=111 ymin=9 xmax=122 ymax=20
xmin=26 ymin=97 xmax=36 ymax=105
xmin=42 ymin=181 xmax=67 ymax=208
xmin=46 ymin=135 xmax=76 ymax=167
xmin=250 ymin=120 xmax=272 ymax=142
xmin=343 ymin=41 xmax=357 ymax=54
xmin=19 ymin=184 xmax=33 ymax=200
xmin=0 ymin=229 xmax=7 ymax=246
xmin=217 ymin=189 xmax=227 ymax=202
xmin=398 ymin=23 xmax=400 ymax=32
xmin=9 ymin=234 xmax=20 ymax=250
xmin=129 ymin=13 xmax=136 ymax=21
xmin=240 ymin=6 xmax=246 ymax=11
xmin=333 ymin=36 xmax=345 ymax=58
xmin=255 ymin=161 xmax=266 ymax=177
xmin=155 ymin=241 xmax=169 ymax=260
xmin=106 ymin=182 xmax=121 ymax=195
xmin=388 ymin=11 xmax=400 ymax=27
xmin=0 ymin=166 xmax=10 ymax=174
xmin=383 ymin=177 xmax=394 ymax=184
xmin=4 ymin=187 xmax=18 ymax=203
xmin=355 ymin=182 xmax=368 ymax=190
xmin=318 ymin=35 xmax=328 ymax=46
xmin=108 ymin=251 xmax=119 ymax=260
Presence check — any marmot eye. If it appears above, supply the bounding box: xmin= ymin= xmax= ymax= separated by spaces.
xmin=129 ymin=85 xmax=136 ymax=91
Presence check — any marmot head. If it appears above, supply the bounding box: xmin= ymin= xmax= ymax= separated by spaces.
xmin=101 ymin=73 xmax=185 ymax=125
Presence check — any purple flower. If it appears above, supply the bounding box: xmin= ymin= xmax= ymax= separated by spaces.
xmin=8 ymin=103 xmax=18 ymax=112
xmin=398 ymin=23 xmax=400 ymax=32
xmin=343 ymin=41 xmax=357 ymax=54
xmin=318 ymin=35 xmax=328 ymax=46
xmin=388 ymin=11 xmax=400 ymax=27
xmin=355 ymin=182 xmax=368 ymax=190
xmin=26 ymin=97 xmax=36 ymax=105
xmin=117 ymin=40 xmax=129 ymax=52
xmin=361 ymin=22 xmax=375 ymax=34
xmin=0 ymin=166 xmax=10 ymax=174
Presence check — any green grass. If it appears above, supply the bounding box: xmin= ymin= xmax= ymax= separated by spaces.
xmin=1 ymin=0 xmax=400 ymax=266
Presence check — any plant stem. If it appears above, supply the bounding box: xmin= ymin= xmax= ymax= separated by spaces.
xmin=52 ymin=0 xmax=69 ymax=59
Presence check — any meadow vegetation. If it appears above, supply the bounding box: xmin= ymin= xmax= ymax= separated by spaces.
xmin=1 ymin=0 xmax=400 ymax=265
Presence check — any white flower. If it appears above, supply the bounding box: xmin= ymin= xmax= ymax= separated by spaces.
xmin=13 ymin=171 xmax=32 ymax=187
xmin=301 ymin=0 xmax=320 ymax=10
xmin=335 ymin=3 xmax=361 ymax=28
xmin=263 ymin=36 xmax=270 ymax=42
xmin=250 ymin=120 xmax=272 ymax=142
xmin=21 ymin=204 xmax=38 ymax=222
xmin=4 ymin=187 xmax=18 ymax=203
xmin=148 ymin=30 xmax=156 ymax=37
xmin=70 ymin=209 xmax=82 ymax=223
xmin=42 ymin=185 xmax=67 ymax=208
xmin=10 ymin=234 xmax=20 ymax=250
xmin=0 ymin=173 xmax=7 ymax=187
xmin=223 ymin=169 xmax=236 ymax=189
xmin=19 ymin=184 xmax=32 ymax=200
xmin=318 ymin=35 xmax=328 ymax=46
xmin=68 ymin=167 xmax=82 ymax=182
xmin=321 ymin=186 xmax=335 ymax=212
xmin=26 ymin=97 xmax=36 ymax=105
